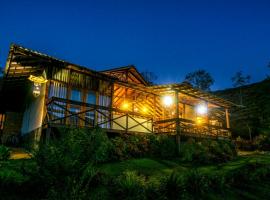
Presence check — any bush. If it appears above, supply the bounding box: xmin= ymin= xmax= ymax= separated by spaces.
xmin=226 ymin=162 xmax=270 ymax=186
xmin=162 ymin=172 xmax=187 ymax=199
xmin=180 ymin=139 xmax=236 ymax=164
xmin=0 ymin=145 xmax=10 ymax=161
xmin=114 ymin=170 xmax=146 ymax=200
xmin=148 ymin=135 xmax=177 ymax=159
xmin=33 ymin=128 xmax=113 ymax=199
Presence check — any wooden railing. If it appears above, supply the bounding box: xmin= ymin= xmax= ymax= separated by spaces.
xmin=154 ymin=118 xmax=231 ymax=138
xmin=44 ymin=97 xmax=153 ymax=133
xmin=44 ymin=97 xmax=230 ymax=139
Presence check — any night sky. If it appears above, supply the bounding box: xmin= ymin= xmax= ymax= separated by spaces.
xmin=1 ymin=0 xmax=270 ymax=90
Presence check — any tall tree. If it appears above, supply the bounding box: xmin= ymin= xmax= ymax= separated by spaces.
xmin=0 ymin=67 xmax=3 ymax=77
xmin=231 ymin=71 xmax=251 ymax=105
xmin=141 ymin=70 xmax=158 ymax=85
xmin=184 ymin=69 xmax=214 ymax=91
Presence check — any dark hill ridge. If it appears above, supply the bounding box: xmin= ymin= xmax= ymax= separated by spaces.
xmin=214 ymin=79 xmax=270 ymax=138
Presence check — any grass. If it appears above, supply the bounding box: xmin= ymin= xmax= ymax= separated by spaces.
xmin=100 ymin=152 xmax=270 ymax=176
xmin=1 ymin=152 xmax=270 ymax=199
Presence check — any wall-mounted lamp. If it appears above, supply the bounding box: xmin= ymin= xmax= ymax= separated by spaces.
xmin=28 ymin=75 xmax=47 ymax=97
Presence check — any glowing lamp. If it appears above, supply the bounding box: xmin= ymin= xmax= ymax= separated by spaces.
xmin=162 ymin=95 xmax=173 ymax=107
xmin=196 ymin=117 xmax=203 ymax=125
xmin=122 ymin=102 xmax=129 ymax=110
xmin=33 ymin=83 xmax=41 ymax=97
xmin=28 ymin=75 xmax=47 ymax=98
xmin=196 ymin=104 xmax=208 ymax=115
xmin=28 ymin=75 xmax=48 ymax=84
xmin=142 ymin=106 xmax=148 ymax=113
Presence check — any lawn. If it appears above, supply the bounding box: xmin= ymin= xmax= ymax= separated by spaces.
xmin=99 ymin=153 xmax=270 ymax=199
xmin=1 ymin=152 xmax=270 ymax=199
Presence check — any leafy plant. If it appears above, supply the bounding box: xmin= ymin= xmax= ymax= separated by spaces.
xmin=115 ymin=170 xmax=146 ymax=200
xmin=0 ymin=145 xmax=10 ymax=161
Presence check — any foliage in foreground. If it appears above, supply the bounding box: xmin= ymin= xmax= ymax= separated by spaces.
xmin=0 ymin=128 xmax=252 ymax=199
xmin=0 ymin=145 xmax=10 ymax=161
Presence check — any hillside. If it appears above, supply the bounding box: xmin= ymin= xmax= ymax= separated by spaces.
xmin=214 ymin=79 xmax=270 ymax=139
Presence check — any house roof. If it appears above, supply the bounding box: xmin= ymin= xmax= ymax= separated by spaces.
xmin=100 ymin=65 xmax=148 ymax=86
xmin=7 ymin=44 xmax=116 ymax=82
xmin=149 ymin=82 xmax=238 ymax=108
xmin=4 ymin=44 xmax=237 ymax=108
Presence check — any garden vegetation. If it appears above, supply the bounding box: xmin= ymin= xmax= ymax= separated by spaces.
xmin=0 ymin=128 xmax=269 ymax=199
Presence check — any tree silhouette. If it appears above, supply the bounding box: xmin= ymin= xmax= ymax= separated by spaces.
xmin=231 ymin=71 xmax=251 ymax=105
xmin=184 ymin=69 xmax=214 ymax=91
xmin=141 ymin=70 xmax=158 ymax=85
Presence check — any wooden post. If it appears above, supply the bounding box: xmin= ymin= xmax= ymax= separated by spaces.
xmin=175 ymin=90 xmax=181 ymax=154
xmin=110 ymin=82 xmax=114 ymax=129
xmin=225 ymin=108 xmax=230 ymax=129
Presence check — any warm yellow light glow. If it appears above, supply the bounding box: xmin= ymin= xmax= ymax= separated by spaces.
xmin=28 ymin=75 xmax=48 ymax=84
xmin=162 ymin=95 xmax=173 ymax=107
xmin=122 ymin=102 xmax=129 ymax=110
xmin=196 ymin=117 xmax=203 ymax=125
xmin=142 ymin=106 xmax=148 ymax=113
xmin=33 ymin=82 xmax=41 ymax=97
xmin=196 ymin=104 xmax=208 ymax=115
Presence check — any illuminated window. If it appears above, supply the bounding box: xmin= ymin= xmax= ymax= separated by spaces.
xmin=86 ymin=91 xmax=96 ymax=104
xmin=70 ymin=89 xmax=81 ymax=102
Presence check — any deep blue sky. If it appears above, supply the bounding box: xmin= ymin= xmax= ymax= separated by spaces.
xmin=1 ymin=0 xmax=270 ymax=90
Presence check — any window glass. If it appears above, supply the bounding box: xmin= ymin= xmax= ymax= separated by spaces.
xmin=70 ymin=89 xmax=81 ymax=102
xmin=86 ymin=91 xmax=96 ymax=104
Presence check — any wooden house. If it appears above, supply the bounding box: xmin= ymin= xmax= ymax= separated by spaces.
xmin=0 ymin=44 xmax=236 ymax=144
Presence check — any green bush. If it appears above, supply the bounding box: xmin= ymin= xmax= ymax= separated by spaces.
xmin=33 ymin=128 xmax=113 ymax=199
xmin=226 ymin=162 xmax=270 ymax=185
xmin=180 ymin=139 xmax=236 ymax=164
xmin=148 ymin=135 xmax=177 ymax=159
xmin=162 ymin=172 xmax=187 ymax=199
xmin=111 ymin=136 xmax=128 ymax=160
xmin=0 ymin=145 xmax=10 ymax=161
xmin=114 ymin=170 xmax=146 ymax=200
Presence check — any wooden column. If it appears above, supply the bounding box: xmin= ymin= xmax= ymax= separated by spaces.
xmin=110 ymin=82 xmax=114 ymax=129
xmin=225 ymin=108 xmax=230 ymax=129
xmin=175 ymin=90 xmax=181 ymax=154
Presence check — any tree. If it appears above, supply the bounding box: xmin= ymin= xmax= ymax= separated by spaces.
xmin=0 ymin=67 xmax=3 ymax=77
xmin=184 ymin=69 xmax=214 ymax=91
xmin=141 ymin=70 xmax=158 ymax=85
xmin=231 ymin=71 xmax=251 ymax=105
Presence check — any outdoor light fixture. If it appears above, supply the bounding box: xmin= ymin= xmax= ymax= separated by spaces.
xmin=28 ymin=75 xmax=48 ymax=84
xmin=196 ymin=104 xmax=208 ymax=115
xmin=28 ymin=75 xmax=48 ymax=98
xmin=162 ymin=95 xmax=173 ymax=107
xmin=196 ymin=117 xmax=203 ymax=125
xmin=32 ymin=83 xmax=41 ymax=97
xmin=142 ymin=106 xmax=148 ymax=113
xmin=122 ymin=101 xmax=129 ymax=110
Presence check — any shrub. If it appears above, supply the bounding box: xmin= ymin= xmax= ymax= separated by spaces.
xmin=111 ymin=136 xmax=128 ymax=160
xmin=226 ymin=162 xmax=270 ymax=186
xmin=149 ymin=135 xmax=177 ymax=159
xmin=145 ymin=177 xmax=166 ymax=200
xmin=180 ymin=139 xmax=236 ymax=164
xmin=0 ymin=145 xmax=10 ymax=161
xmin=114 ymin=170 xmax=146 ymax=200
xmin=33 ymin=128 xmax=113 ymax=199
xmin=163 ymin=172 xmax=187 ymax=200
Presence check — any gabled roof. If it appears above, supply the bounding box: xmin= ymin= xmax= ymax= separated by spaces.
xmin=7 ymin=44 xmax=116 ymax=82
xmin=100 ymin=65 xmax=148 ymax=86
